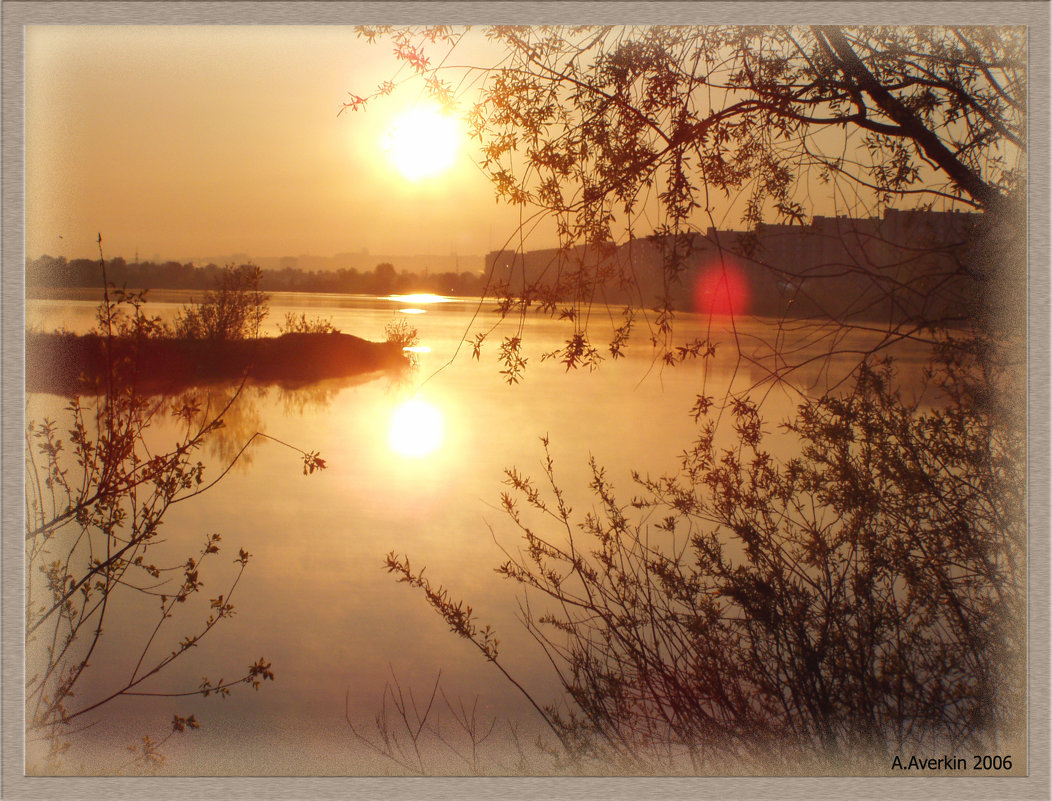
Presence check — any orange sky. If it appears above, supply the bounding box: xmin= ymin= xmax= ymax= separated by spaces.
xmin=24 ymin=24 xmax=996 ymax=267
xmin=26 ymin=26 xmax=536 ymax=264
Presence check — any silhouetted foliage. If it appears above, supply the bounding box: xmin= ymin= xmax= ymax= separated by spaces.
xmin=175 ymin=264 xmax=269 ymax=341
xmin=278 ymin=312 xmax=339 ymax=335
xmin=387 ymin=338 xmax=1024 ymax=771
xmin=351 ymin=25 xmax=1024 ymax=375
xmin=383 ymin=318 xmax=420 ymax=349
xmin=25 ymin=248 xmax=323 ymax=773
xmin=352 ymin=24 xmax=1028 ymax=775
xmin=25 ymin=330 xmax=410 ymax=397
xmin=346 ymin=669 xmax=513 ymax=776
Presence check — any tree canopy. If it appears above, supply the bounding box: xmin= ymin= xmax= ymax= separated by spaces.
xmin=356 ymin=26 xmax=1023 ymax=211
xmin=351 ymin=25 xmax=1025 ymax=378
xmin=348 ymin=24 xmax=1030 ymax=773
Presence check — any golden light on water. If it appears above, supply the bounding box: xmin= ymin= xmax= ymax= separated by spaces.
xmin=385 ymin=293 xmax=451 ymax=305
xmin=382 ymin=105 xmax=460 ymax=182
xmin=388 ymin=398 xmax=444 ymax=458
xmin=398 ymin=308 xmax=427 ymax=315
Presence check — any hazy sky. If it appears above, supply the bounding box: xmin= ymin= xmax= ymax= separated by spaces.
xmin=26 ymin=26 xmax=535 ymax=263
xmin=24 ymin=25 xmax=990 ymax=266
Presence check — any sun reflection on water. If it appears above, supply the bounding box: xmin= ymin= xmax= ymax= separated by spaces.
xmin=388 ymin=398 xmax=444 ymax=458
xmin=384 ymin=293 xmax=451 ymax=305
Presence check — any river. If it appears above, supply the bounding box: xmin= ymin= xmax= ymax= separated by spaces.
xmin=24 ymin=290 xmax=939 ymax=775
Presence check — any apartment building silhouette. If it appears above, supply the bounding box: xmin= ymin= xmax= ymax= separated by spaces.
xmin=486 ymin=209 xmax=983 ymax=323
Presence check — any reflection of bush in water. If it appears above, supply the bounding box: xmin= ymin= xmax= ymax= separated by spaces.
xmin=276 ymin=382 xmax=342 ymax=415
xmin=195 ymin=373 xmax=409 ymax=468
xmin=170 ymin=386 xmax=268 ymax=469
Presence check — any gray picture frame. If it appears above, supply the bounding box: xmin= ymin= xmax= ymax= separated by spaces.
xmin=4 ymin=2 xmax=1048 ymax=799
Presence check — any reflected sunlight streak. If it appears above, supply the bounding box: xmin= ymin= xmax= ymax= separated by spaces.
xmin=384 ymin=294 xmax=452 ymax=304
xmin=388 ymin=398 xmax=444 ymax=458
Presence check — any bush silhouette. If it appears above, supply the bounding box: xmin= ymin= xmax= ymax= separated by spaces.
xmin=386 ymin=337 xmax=1024 ymax=772
xmin=25 ymin=249 xmax=320 ymax=773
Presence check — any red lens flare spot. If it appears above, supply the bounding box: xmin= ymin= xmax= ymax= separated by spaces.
xmin=693 ymin=260 xmax=749 ymax=317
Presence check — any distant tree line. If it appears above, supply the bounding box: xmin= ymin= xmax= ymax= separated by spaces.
xmin=25 ymin=255 xmax=488 ymax=298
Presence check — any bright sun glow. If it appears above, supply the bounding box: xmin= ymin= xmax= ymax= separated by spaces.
xmin=388 ymin=398 xmax=444 ymax=458
xmin=383 ymin=106 xmax=460 ymax=182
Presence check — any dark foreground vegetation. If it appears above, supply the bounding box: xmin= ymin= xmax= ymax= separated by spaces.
xmin=26 ymin=252 xmax=339 ymax=773
xmin=344 ymin=24 xmax=1029 ymax=776
xmin=24 ymin=19 xmax=1032 ymax=779
xmin=26 ymin=250 xmax=428 ymax=772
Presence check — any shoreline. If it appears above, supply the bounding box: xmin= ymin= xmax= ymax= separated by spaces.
xmin=25 ymin=330 xmax=410 ymax=397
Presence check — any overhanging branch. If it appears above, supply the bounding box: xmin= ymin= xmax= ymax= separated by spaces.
xmin=815 ymin=26 xmax=1005 ymax=211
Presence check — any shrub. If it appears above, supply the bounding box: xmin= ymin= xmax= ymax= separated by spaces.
xmin=278 ymin=312 xmax=339 ymax=335
xmin=25 ymin=255 xmax=319 ymax=773
xmin=385 ymin=337 xmax=1025 ymax=772
xmin=384 ymin=318 xmax=420 ymax=349
xmin=175 ymin=264 xmax=269 ymax=341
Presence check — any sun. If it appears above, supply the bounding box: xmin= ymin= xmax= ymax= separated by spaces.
xmin=382 ymin=105 xmax=460 ymax=182
xmin=388 ymin=398 xmax=444 ymax=458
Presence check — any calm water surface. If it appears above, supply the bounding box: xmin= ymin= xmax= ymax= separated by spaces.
xmin=25 ymin=291 xmax=935 ymax=774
